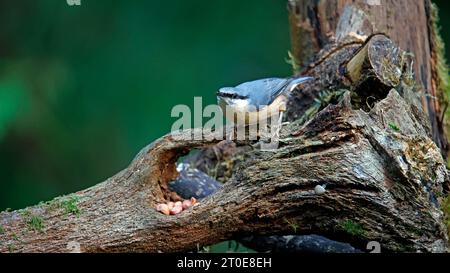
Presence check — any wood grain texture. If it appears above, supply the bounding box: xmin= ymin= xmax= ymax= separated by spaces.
xmin=1 ymin=34 xmax=448 ymax=252
xmin=0 ymin=1 xmax=448 ymax=253
xmin=288 ymin=0 xmax=447 ymax=157
xmin=0 ymin=88 xmax=447 ymax=252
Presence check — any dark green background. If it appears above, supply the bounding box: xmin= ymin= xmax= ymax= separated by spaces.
xmin=0 ymin=0 xmax=449 ymax=211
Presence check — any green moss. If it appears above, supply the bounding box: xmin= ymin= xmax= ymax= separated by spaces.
xmin=27 ymin=215 xmax=44 ymax=232
xmin=7 ymin=244 xmax=14 ymax=253
xmin=38 ymin=200 xmax=52 ymax=209
xmin=60 ymin=194 xmax=81 ymax=216
xmin=11 ymin=232 xmax=19 ymax=240
xmin=36 ymin=196 xmax=64 ymax=212
xmin=0 ymin=225 xmax=4 ymax=234
xmin=284 ymin=218 xmax=299 ymax=233
xmin=197 ymin=244 xmax=210 ymax=253
xmin=443 ymin=195 xmax=450 ymax=239
xmin=430 ymin=4 xmax=450 ymax=156
xmin=21 ymin=209 xmax=45 ymax=232
xmin=204 ymin=162 xmax=220 ymax=180
xmin=286 ymin=51 xmax=301 ymax=74
xmin=0 ymin=208 xmax=11 ymax=214
xmin=20 ymin=209 xmax=31 ymax=218
xmin=388 ymin=122 xmax=400 ymax=132
xmin=37 ymin=194 xmax=82 ymax=216
xmin=431 ymin=4 xmax=450 ymax=104
xmin=9 ymin=231 xmax=23 ymax=244
xmin=340 ymin=220 xmax=365 ymax=237
xmin=298 ymin=89 xmax=346 ymax=125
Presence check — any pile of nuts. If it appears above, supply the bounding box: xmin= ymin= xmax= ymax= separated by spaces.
xmin=156 ymin=197 xmax=198 ymax=215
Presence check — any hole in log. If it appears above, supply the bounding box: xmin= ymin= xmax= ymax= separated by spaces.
xmin=166 ymin=140 xmax=249 ymax=200
xmin=153 ymin=146 xmax=210 ymax=216
xmin=351 ymin=76 xmax=391 ymax=112
xmin=343 ymin=34 xmax=405 ymax=112
xmin=156 ymin=146 xmax=191 ymax=203
xmin=154 ymin=140 xmax=246 ymax=216
xmin=157 ymin=141 xmax=251 ymax=214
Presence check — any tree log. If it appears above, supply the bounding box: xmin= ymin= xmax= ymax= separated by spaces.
xmin=0 ymin=83 xmax=448 ymax=252
xmin=0 ymin=1 xmax=449 ymax=253
xmin=287 ymin=0 xmax=448 ymax=158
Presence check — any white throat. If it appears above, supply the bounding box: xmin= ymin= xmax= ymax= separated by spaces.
xmin=232 ymin=99 xmax=250 ymax=111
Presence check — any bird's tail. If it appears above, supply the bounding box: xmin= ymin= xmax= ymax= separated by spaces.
xmin=287 ymin=76 xmax=314 ymax=92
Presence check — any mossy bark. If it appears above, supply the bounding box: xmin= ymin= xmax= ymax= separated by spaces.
xmin=0 ymin=0 xmax=449 ymax=253
xmin=287 ymin=0 xmax=449 ymax=159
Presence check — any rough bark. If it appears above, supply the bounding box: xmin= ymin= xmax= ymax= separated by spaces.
xmin=0 ymin=1 xmax=449 ymax=253
xmin=0 ymin=86 xmax=448 ymax=252
xmin=287 ymin=0 xmax=448 ymax=158
xmin=170 ymin=145 xmax=364 ymax=253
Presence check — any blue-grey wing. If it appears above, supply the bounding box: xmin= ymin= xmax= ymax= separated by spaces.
xmin=235 ymin=78 xmax=291 ymax=107
xmin=226 ymin=77 xmax=313 ymax=108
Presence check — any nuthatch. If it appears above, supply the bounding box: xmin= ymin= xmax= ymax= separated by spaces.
xmin=217 ymin=77 xmax=313 ymax=138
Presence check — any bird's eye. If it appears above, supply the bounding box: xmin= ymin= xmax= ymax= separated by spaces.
xmin=218 ymin=92 xmax=247 ymax=100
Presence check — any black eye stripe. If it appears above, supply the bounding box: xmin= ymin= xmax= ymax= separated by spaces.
xmin=217 ymin=92 xmax=248 ymax=100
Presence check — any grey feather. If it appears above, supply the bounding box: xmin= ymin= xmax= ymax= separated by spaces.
xmin=218 ymin=77 xmax=313 ymax=108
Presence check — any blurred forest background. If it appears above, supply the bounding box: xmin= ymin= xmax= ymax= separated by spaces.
xmin=0 ymin=0 xmax=449 ymax=214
